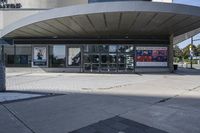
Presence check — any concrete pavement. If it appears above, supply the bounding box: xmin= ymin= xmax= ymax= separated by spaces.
xmin=0 ymin=68 xmax=200 ymax=133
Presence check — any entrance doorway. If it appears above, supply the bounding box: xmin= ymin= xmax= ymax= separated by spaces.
xmin=83 ymin=44 xmax=135 ymax=73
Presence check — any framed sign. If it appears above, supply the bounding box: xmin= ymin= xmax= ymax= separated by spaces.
xmin=136 ymin=47 xmax=168 ymax=67
xmin=33 ymin=47 xmax=47 ymax=67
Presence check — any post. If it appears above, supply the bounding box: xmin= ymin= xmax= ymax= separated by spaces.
xmin=169 ymin=35 xmax=174 ymax=72
xmin=190 ymin=37 xmax=193 ymax=69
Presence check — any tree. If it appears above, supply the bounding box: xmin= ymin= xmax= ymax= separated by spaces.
xmin=174 ymin=45 xmax=182 ymax=58
xmin=182 ymin=44 xmax=198 ymax=59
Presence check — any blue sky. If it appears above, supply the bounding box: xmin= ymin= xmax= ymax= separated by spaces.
xmin=173 ymin=0 xmax=200 ymax=49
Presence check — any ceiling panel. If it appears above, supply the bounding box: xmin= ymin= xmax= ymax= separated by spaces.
xmin=72 ymin=15 xmax=97 ymax=35
xmin=119 ymin=12 xmax=139 ymax=35
xmin=145 ymin=13 xmax=174 ymax=34
xmin=57 ymin=17 xmax=87 ymax=36
xmin=88 ymin=13 xmax=107 ymax=34
xmin=45 ymin=19 xmax=77 ymax=36
xmin=6 ymin=30 xmax=35 ymax=38
xmin=175 ymin=20 xmax=200 ymax=36
xmin=129 ymin=12 xmax=156 ymax=34
xmin=34 ymin=22 xmax=67 ymax=37
xmin=156 ymin=14 xmax=189 ymax=34
xmin=105 ymin=12 xmax=121 ymax=33
xmin=18 ymin=27 xmax=46 ymax=37
xmin=26 ymin=24 xmax=58 ymax=37
xmin=171 ymin=16 xmax=200 ymax=34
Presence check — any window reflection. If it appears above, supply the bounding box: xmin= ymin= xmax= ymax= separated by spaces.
xmin=83 ymin=44 xmax=134 ymax=72
xmin=101 ymin=54 xmax=108 ymax=63
xmin=118 ymin=45 xmax=134 ymax=53
xmin=109 ymin=54 xmax=117 ymax=63
xmin=84 ymin=54 xmax=90 ymax=63
xmin=99 ymin=45 xmax=109 ymax=53
xmin=118 ymin=55 xmax=125 ymax=64
xmin=84 ymin=45 xmax=99 ymax=53
xmin=50 ymin=45 xmax=65 ymax=67
xmin=92 ymin=55 xmax=100 ymax=63
xmin=109 ymin=45 xmax=117 ymax=52
xmin=68 ymin=48 xmax=81 ymax=66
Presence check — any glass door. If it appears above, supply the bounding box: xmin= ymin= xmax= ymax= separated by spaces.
xmin=68 ymin=47 xmax=81 ymax=67
xmin=117 ymin=45 xmax=135 ymax=73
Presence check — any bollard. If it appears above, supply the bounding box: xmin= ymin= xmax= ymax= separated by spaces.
xmin=0 ymin=62 xmax=6 ymax=92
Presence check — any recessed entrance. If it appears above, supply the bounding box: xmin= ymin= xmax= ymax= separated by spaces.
xmin=83 ymin=44 xmax=135 ymax=73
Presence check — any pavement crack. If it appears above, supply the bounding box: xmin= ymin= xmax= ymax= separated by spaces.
xmin=82 ymin=83 xmax=134 ymax=91
xmin=155 ymin=95 xmax=179 ymax=104
xmin=1 ymin=104 xmax=36 ymax=133
xmin=7 ymin=73 xmax=33 ymax=79
xmin=188 ymin=85 xmax=200 ymax=92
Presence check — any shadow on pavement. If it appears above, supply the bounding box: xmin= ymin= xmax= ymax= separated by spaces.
xmin=173 ymin=67 xmax=200 ymax=75
xmin=1 ymin=92 xmax=200 ymax=133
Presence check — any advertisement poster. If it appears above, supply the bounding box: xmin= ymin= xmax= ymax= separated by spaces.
xmin=136 ymin=47 xmax=168 ymax=67
xmin=33 ymin=47 xmax=47 ymax=66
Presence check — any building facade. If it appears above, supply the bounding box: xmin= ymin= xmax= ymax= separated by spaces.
xmin=0 ymin=0 xmax=199 ymax=73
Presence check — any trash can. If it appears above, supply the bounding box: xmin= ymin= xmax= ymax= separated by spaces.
xmin=0 ymin=63 xmax=6 ymax=92
xmin=173 ymin=64 xmax=178 ymax=71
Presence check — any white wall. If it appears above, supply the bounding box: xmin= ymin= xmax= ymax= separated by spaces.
xmin=3 ymin=10 xmax=44 ymax=28
xmin=1 ymin=0 xmax=173 ymax=30
xmin=152 ymin=0 xmax=172 ymax=3
xmin=0 ymin=11 xmax=3 ymax=30
xmin=7 ymin=0 xmax=88 ymax=8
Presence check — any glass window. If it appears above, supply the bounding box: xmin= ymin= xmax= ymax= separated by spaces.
xmin=92 ymin=64 xmax=99 ymax=71
xmin=49 ymin=45 xmax=66 ymax=67
xmin=109 ymin=45 xmax=117 ymax=52
xmin=84 ymin=45 xmax=99 ymax=53
xmin=101 ymin=64 xmax=108 ymax=71
xmin=109 ymin=64 xmax=117 ymax=72
xmin=109 ymin=54 xmax=117 ymax=63
xmin=118 ymin=54 xmax=126 ymax=64
xmin=68 ymin=48 xmax=81 ymax=66
xmin=92 ymin=55 xmax=100 ymax=63
xmin=118 ymin=64 xmax=126 ymax=71
xmin=4 ymin=45 xmax=15 ymax=66
xmin=84 ymin=54 xmax=90 ymax=63
xmin=99 ymin=45 xmax=109 ymax=53
xmin=118 ymin=45 xmax=134 ymax=53
xmin=101 ymin=54 xmax=108 ymax=64
xmin=84 ymin=64 xmax=91 ymax=71
xmin=16 ymin=45 xmax=32 ymax=67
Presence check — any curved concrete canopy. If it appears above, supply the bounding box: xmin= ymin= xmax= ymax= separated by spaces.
xmin=1 ymin=1 xmax=200 ymax=39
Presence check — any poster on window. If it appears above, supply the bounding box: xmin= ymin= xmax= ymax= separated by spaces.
xmin=33 ymin=47 xmax=47 ymax=66
xmin=136 ymin=47 xmax=168 ymax=67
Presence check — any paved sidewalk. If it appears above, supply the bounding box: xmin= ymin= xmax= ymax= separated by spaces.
xmin=1 ymin=68 xmax=200 ymax=133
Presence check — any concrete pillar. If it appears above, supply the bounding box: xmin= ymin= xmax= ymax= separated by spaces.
xmin=0 ymin=45 xmax=6 ymax=92
xmin=0 ymin=63 xmax=6 ymax=92
xmin=169 ymin=34 xmax=174 ymax=72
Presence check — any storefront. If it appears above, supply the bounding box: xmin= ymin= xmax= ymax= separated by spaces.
xmin=1 ymin=1 xmax=200 ymax=73
xmin=3 ymin=37 xmax=170 ymax=73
